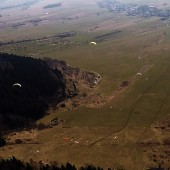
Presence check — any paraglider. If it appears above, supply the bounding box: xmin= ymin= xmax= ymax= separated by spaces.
xmin=136 ymin=73 xmax=142 ymax=76
xmin=89 ymin=41 xmax=97 ymax=45
xmin=89 ymin=41 xmax=97 ymax=55
xmin=13 ymin=83 xmax=22 ymax=88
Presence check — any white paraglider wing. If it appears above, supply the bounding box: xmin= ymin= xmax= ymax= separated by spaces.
xmin=89 ymin=42 xmax=97 ymax=45
xmin=13 ymin=83 xmax=22 ymax=87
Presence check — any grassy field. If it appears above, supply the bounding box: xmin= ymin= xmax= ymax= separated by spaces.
xmin=1 ymin=0 xmax=170 ymax=169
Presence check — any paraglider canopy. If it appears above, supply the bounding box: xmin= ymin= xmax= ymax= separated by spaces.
xmin=89 ymin=41 xmax=97 ymax=45
xmin=13 ymin=83 xmax=22 ymax=88
xmin=136 ymin=73 xmax=142 ymax=76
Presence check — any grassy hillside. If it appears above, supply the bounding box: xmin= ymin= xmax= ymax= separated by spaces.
xmin=0 ymin=0 xmax=170 ymax=169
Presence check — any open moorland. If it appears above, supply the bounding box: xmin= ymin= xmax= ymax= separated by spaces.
xmin=1 ymin=0 xmax=170 ymax=169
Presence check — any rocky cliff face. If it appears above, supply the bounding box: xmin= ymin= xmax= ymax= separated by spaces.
xmin=0 ymin=53 xmax=66 ymax=130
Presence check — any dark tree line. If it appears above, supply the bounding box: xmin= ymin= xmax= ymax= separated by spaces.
xmin=43 ymin=3 xmax=62 ymax=9
xmin=0 ymin=156 xmax=106 ymax=170
xmin=0 ymin=157 xmax=166 ymax=170
xmin=0 ymin=53 xmax=66 ymax=130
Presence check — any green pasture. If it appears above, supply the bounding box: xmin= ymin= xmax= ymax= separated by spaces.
xmin=1 ymin=4 xmax=169 ymax=131
xmin=39 ymin=24 xmax=170 ymax=130
xmin=1 ymin=1 xmax=170 ymax=168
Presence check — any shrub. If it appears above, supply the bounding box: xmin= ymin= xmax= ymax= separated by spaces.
xmin=163 ymin=138 xmax=170 ymax=145
xmin=37 ymin=123 xmax=47 ymax=130
xmin=0 ymin=136 xmax=6 ymax=147
xmin=15 ymin=139 xmax=23 ymax=144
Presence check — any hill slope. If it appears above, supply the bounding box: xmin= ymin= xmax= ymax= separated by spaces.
xmin=0 ymin=53 xmax=66 ymax=130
